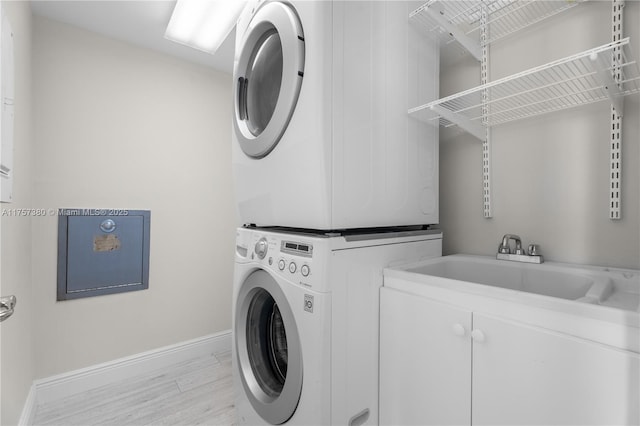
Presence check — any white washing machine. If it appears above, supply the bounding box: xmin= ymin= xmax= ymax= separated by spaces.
xmin=232 ymin=1 xmax=440 ymax=230
xmin=233 ymin=226 xmax=442 ymax=425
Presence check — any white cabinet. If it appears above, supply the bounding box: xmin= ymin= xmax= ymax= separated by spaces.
xmin=380 ymin=288 xmax=471 ymax=425
xmin=379 ymin=288 xmax=640 ymax=425
xmin=472 ymin=313 xmax=640 ymax=425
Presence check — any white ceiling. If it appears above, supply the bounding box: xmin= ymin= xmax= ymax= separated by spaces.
xmin=30 ymin=1 xmax=236 ymax=74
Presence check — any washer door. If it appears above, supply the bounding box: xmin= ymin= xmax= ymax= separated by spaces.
xmin=233 ymin=2 xmax=304 ymax=159
xmin=235 ymin=270 xmax=303 ymax=424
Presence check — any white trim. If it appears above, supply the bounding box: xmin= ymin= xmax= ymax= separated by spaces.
xmin=33 ymin=331 xmax=231 ymax=406
xmin=17 ymin=384 xmax=36 ymax=426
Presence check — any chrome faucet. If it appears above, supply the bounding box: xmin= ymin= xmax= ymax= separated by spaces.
xmin=498 ymin=234 xmax=524 ymax=255
xmin=497 ymin=234 xmax=543 ymax=264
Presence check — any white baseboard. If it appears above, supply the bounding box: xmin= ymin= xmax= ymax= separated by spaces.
xmin=17 ymin=384 xmax=36 ymax=426
xmin=33 ymin=330 xmax=231 ymax=407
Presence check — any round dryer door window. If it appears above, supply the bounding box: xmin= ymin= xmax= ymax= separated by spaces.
xmin=233 ymin=2 xmax=305 ymax=158
xmin=245 ymin=30 xmax=283 ymax=137
xmin=235 ymin=270 xmax=303 ymax=424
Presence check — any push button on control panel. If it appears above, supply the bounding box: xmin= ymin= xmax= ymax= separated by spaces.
xmin=301 ymin=264 xmax=310 ymax=277
xmin=278 ymin=259 xmax=286 ymax=271
xmin=289 ymin=262 xmax=297 ymax=274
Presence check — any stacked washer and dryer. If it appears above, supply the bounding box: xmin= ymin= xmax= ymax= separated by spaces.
xmin=231 ymin=1 xmax=441 ymax=425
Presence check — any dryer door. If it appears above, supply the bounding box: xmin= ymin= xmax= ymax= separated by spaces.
xmin=233 ymin=2 xmax=304 ymax=159
xmin=235 ymin=269 xmax=303 ymax=424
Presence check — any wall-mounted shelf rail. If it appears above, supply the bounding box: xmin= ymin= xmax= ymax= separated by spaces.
xmin=409 ymin=38 xmax=640 ymax=140
xmin=410 ymin=0 xmax=583 ymax=61
xmin=609 ymin=0 xmax=624 ymax=220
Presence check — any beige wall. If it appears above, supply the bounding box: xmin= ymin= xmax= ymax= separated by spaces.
xmin=32 ymin=16 xmax=237 ymax=378
xmin=439 ymin=1 xmax=640 ymax=269
xmin=1 ymin=1 xmax=34 ymax=425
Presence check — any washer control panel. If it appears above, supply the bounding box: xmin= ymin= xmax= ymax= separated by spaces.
xmin=277 ymin=239 xmax=312 ymax=285
xmin=248 ymin=233 xmax=315 ymax=288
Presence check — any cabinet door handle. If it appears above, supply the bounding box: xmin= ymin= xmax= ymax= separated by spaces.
xmin=452 ymin=323 xmax=466 ymax=337
xmin=471 ymin=329 xmax=485 ymax=343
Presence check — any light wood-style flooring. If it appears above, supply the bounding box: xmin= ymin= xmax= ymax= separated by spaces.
xmin=33 ymin=350 xmax=238 ymax=425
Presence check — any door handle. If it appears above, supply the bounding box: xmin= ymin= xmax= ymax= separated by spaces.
xmin=0 ymin=295 xmax=17 ymax=322
xmin=238 ymin=77 xmax=249 ymax=121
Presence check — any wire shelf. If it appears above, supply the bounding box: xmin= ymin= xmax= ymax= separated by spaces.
xmin=410 ymin=0 xmax=584 ymax=59
xmin=409 ymin=38 xmax=640 ymax=140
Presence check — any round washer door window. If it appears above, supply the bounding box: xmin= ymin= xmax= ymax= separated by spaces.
xmin=235 ymin=270 xmax=303 ymax=424
xmin=233 ymin=2 xmax=304 ymax=158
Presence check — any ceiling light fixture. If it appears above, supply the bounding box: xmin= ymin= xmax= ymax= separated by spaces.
xmin=165 ymin=0 xmax=246 ymax=54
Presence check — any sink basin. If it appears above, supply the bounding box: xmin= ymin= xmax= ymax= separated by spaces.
xmin=384 ymin=254 xmax=640 ymax=353
xmin=385 ymin=255 xmax=640 ymax=314
xmin=403 ymin=255 xmax=612 ymax=302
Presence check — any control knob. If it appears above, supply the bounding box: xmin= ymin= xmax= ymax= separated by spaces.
xmin=255 ymin=238 xmax=268 ymax=259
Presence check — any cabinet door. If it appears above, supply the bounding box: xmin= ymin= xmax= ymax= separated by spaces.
xmin=472 ymin=313 xmax=640 ymax=425
xmin=380 ymin=288 xmax=472 ymax=425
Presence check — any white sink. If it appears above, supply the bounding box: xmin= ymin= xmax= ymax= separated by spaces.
xmin=404 ymin=256 xmax=613 ymax=302
xmin=387 ymin=255 xmax=639 ymax=312
xmin=384 ymin=254 xmax=640 ymax=353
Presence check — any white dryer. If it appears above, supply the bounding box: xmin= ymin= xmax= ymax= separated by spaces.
xmin=233 ymin=226 xmax=442 ymax=425
xmin=232 ymin=1 xmax=440 ymax=230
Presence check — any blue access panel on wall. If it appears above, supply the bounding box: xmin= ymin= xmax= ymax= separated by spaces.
xmin=57 ymin=209 xmax=150 ymax=301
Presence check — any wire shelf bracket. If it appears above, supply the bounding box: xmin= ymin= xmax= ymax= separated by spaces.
xmin=414 ymin=1 xmax=482 ymax=61
xmin=430 ymin=104 xmax=485 ymax=140
xmin=591 ymin=52 xmax=625 ymax=116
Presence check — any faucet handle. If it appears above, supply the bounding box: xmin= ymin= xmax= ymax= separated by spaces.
xmin=528 ymin=244 xmax=541 ymax=256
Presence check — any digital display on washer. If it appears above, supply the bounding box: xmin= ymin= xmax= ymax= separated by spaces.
xmin=281 ymin=241 xmax=313 ymax=257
